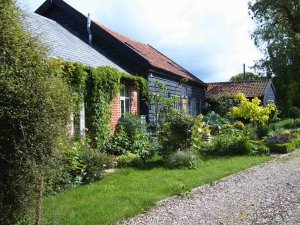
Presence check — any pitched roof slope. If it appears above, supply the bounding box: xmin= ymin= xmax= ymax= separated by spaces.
xmin=23 ymin=13 xmax=126 ymax=72
xmin=35 ymin=0 xmax=205 ymax=86
xmin=206 ymin=80 xmax=269 ymax=98
xmin=95 ymin=22 xmax=205 ymax=85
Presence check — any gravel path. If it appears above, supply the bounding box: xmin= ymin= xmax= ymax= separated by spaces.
xmin=121 ymin=151 xmax=300 ymax=225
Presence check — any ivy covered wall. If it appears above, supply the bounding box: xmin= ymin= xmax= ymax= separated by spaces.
xmin=52 ymin=60 xmax=148 ymax=150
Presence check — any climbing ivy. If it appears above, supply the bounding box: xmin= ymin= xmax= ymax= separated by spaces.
xmin=52 ymin=60 xmax=148 ymax=150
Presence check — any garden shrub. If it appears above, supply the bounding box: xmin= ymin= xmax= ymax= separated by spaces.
xmin=249 ymin=140 xmax=270 ymax=155
xmin=267 ymin=137 xmax=300 ymax=153
xmin=80 ymin=149 xmax=112 ymax=184
xmin=205 ymin=134 xmax=253 ymax=156
xmin=158 ymin=109 xmax=194 ymax=158
xmin=60 ymin=140 xmax=113 ymax=187
xmin=256 ymin=123 xmax=272 ymax=139
xmin=228 ymin=92 xmax=277 ymax=124
xmin=203 ymin=111 xmax=231 ymax=135
xmin=266 ymin=133 xmax=296 ymax=145
xmin=105 ymin=127 xmax=131 ymax=156
xmin=289 ymin=107 xmax=300 ymax=122
xmin=106 ymin=114 xmax=153 ymax=160
xmin=233 ymin=121 xmax=245 ymax=130
xmin=116 ymin=152 xmax=142 ymax=167
xmin=0 ymin=2 xmax=72 ymax=224
xmin=165 ymin=150 xmax=196 ymax=169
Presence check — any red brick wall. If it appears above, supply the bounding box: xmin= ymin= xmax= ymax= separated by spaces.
xmin=130 ymin=87 xmax=140 ymax=115
xmin=109 ymin=85 xmax=140 ymax=134
xmin=110 ymin=93 xmax=121 ymax=134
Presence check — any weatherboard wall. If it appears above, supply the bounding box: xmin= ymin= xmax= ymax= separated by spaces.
xmin=148 ymin=73 xmax=205 ymax=123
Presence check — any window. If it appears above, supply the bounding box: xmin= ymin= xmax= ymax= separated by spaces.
xmin=189 ymin=97 xmax=197 ymax=117
xmin=120 ymin=85 xmax=130 ymax=116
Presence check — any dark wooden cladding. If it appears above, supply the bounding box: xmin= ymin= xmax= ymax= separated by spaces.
xmin=148 ymin=73 xmax=205 ymax=123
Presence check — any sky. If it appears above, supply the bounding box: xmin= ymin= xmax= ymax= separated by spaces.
xmin=18 ymin=0 xmax=263 ymax=83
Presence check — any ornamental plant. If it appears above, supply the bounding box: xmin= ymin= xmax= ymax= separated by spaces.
xmin=228 ymin=92 xmax=276 ymax=124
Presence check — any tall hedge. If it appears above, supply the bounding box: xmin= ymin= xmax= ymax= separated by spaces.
xmin=0 ymin=1 xmax=72 ymax=224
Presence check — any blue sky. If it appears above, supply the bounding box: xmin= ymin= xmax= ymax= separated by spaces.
xmin=18 ymin=0 xmax=263 ymax=83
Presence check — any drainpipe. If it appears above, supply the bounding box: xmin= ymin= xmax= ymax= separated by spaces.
xmin=87 ymin=13 xmax=92 ymax=45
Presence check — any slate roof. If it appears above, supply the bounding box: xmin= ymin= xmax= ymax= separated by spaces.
xmin=35 ymin=0 xmax=206 ymax=86
xmin=94 ymin=22 xmax=206 ymax=86
xmin=206 ymin=80 xmax=270 ymax=98
xmin=23 ymin=13 xmax=126 ymax=72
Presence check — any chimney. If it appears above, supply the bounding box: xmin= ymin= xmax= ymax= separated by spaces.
xmin=87 ymin=13 xmax=92 ymax=45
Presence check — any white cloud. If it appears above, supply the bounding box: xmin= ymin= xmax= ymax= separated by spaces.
xmin=18 ymin=0 xmax=263 ymax=82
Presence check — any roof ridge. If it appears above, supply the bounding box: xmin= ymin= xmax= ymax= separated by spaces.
xmin=208 ymin=79 xmax=269 ymax=85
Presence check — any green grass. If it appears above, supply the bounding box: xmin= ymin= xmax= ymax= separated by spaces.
xmin=271 ymin=118 xmax=300 ymax=129
xmin=43 ymin=155 xmax=271 ymax=225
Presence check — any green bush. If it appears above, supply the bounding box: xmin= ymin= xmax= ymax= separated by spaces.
xmin=289 ymin=107 xmax=300 ymax=122
xmin=0 ymin=2 xmax=72 ymax=223
xmin=116 ymin=153 xmax=142 ymax=167
xmin=106 ymin=114 xmax=153 ymax=160
xmin=256 ymin=123 xmax=272 ymax=139
xmin=249 ymin=140 xmax=270 ymax=155
xmin=165 ymin=150 xmax=196 ymax=169
xmin=158 ymin=109 xmax=194 ymax=157
xmin=81 ymin=149 xmax=112 ymax=184
xmin=233 ymin=121 xmax=245 ymax=130
xmin=202 ymin=134 xmax=253 ymax=156
xmin=268 ymin=137 xmax=300 ymax=153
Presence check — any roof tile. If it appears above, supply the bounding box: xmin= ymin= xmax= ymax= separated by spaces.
xmin=206 ymin=80 xmax=269 ymax=98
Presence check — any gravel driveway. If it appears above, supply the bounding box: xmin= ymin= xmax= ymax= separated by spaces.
xmin=121 ymin=151 xmax=300 ymax=225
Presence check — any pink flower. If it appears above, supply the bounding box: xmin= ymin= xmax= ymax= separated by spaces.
xmin=85 ymin=127 xmax=89 ymax=132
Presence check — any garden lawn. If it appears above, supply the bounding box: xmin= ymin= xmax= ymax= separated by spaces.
xmin=43 ymin=155 xmax=271 ymax=225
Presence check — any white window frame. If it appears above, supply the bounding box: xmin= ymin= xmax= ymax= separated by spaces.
xmin=120 ymin=85 xmax=130 ymax=116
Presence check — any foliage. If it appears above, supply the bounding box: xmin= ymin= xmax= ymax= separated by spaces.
xmin=233 ymin=121 xmax=245 ymax=130
xmin=249 ymin=140 xmax=270 ymax=155
xmin=197 ymin=133 xmax=253 ymax=156
xmin=256 ymin=123 xmax=272 ymax=139
xmin=148 ymin=81 xmax=180 ymax=131
xmin=203 ymin=111 xmax=231 ymax=135
xmin=165 ymin=150 xmax=196 ymax=169
xmin=249 ymin=0 xmax=300 ymax=110
xmin=106 ymin=127 xmax=131 ymax=155
xmin=268 ymin=137 xmax=300 ymax=153
xmin=158 ymin=109 xmax=194 ymax=157
xmin=228 ymin=92 xmax=277 ymax=124
xmin=106 ymin=114 xmax=152 ymax=160
xmin=60 ymin=140 xmax=113 ymax=187
xmin=289 ymin=107 xmax=300 ymax=122
xmin=84 ymin=66 xmax=147 ymax=149
xmin=204 ymin=95 xmax=235 ymax=116
xmin=270 ymin=118 xmax=300 ymax=130
xmin=0 ymin=2 xmax=72 ymax=224
xmin=80 ymin=149 xmax=112 ymax=184
xmin=230 ymin=72 xmax=265 ymax=81
xmin=266 ymin=133 xmax=296 ymax=145
xmin=116 ymin=152 xmax=142 ymax=167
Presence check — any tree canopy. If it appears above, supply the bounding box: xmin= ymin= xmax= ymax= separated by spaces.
xmin=229 ymin=72 xmax=264 ymax=82
xmin=249 ymin=0 xmax=300 ymax=110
